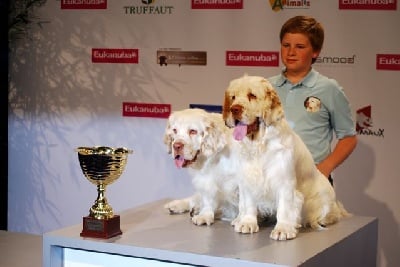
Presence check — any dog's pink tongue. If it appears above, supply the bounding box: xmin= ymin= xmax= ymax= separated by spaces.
xmin=174 ymin=156 xmax=185 ymax=168
xmin=233 ymin=123 xmax=247 ymax=141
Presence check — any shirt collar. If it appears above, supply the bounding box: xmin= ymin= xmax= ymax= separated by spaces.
xmin=276 ymin=68 xmax=319 ymax=89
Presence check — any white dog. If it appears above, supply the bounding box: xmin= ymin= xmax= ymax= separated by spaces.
xmin=223 ymin=75 xmax=350 ymax=240
xmin=163 ymin=108 xmax=239 ymax=226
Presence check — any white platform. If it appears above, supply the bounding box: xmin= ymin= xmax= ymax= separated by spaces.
xmin=43 ymin=199 xmax=378 ymax=267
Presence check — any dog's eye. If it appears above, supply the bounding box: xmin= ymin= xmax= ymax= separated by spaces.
xmin=189 ymin=129 xmax=197 ymax=135
xmin=173 ymin=128 xmax=177 ymax=134
xmin=248 ymin=93 xmax=257 ymax=101
xmin=231 ymin=96 xmax=235 ymax=101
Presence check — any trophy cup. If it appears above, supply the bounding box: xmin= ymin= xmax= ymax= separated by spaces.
xmin=76 ymin=146 xmax=133 ymax=238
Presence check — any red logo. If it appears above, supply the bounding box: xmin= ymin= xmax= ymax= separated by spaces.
xmin=122 ymin=103 xmax=171 ymax=118
xmin=356 ymin=105 xmax=384 ymax=137
xmin=192 ymin=0 xmax=243 ymax=9
xmin=376 ymin=54 xmax=400 ymax=70
xmin=339 ymin=0 xmax=396 ymax=10
xmin=61 ymin=0 xmax=107 ymax=9
xmin=92 ymin=49 xmax=139 ymax=64
xmin=356 ymin=106 xmax=373 ymax=131
xmin=226 ymin=51 xmax=279 ymax=67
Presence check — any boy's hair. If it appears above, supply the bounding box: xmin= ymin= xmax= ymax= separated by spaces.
xmin=280 ymin=16 xmax=324 ymax=64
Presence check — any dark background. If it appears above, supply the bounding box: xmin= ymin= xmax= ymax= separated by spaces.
xmin=1 ymin=0 xmax=9 ymax=230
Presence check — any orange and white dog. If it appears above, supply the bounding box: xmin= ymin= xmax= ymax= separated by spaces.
xmin=223 ymin=75 xmax=350 ymax=240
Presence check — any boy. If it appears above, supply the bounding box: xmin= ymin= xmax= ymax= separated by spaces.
xmin=268 ymin=16 xmax=357 ymax=184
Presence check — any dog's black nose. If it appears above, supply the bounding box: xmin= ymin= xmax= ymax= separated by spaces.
xmin=173 ymin=142 xmax=184 ymax=151
xmin=230 ymin=104 xmax=243 ymax=116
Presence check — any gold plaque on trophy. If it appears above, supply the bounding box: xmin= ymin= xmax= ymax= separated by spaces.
xmin=76 ymin=146 xmax=132 ymax=238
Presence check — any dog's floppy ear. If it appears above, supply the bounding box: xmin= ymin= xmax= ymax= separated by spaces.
xmin=222 ymin=90 xmax=231 ymax=122
xmin=163 ymin=118 xmax=173 ymax=154
xmin=201 ymin=115 xmax=227 ymax=157
xmin=262 ymin=79 xmax=284 ymax=125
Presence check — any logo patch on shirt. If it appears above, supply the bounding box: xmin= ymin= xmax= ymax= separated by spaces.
xmin=304 ymin=96 xmax=321 ymax=112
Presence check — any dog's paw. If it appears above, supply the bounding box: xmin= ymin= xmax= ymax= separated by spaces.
xmin=191 ymin=212 xmax=214 ymax=226
xmin=233 ymin=215 xmax=259 ymax=234
xmin=164 ymin=200 xmax=190 ymax=214
xmin=270 ymin=222 xmax=298 ymax=241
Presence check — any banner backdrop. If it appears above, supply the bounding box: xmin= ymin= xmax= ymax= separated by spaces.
xmin=8 ymin=1 xmax=400 ymax=266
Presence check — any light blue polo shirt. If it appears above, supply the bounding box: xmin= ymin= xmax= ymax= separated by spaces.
xmin=268 ymin=68 xmax=356 ymax=164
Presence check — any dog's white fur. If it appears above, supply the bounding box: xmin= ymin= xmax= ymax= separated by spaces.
xmin=163 ymin=108 xmax=239 ymax=226
xmin=223 ymin=75 xmax=350 ymax=240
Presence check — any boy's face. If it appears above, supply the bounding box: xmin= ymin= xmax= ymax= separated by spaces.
xmin=280 ymin=33 xmax=320 ymax=75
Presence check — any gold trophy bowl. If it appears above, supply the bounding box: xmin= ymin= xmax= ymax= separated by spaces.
xmin=76 ymin=146 xmax=133 ymax=238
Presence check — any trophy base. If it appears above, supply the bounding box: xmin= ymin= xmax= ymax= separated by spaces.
xmin=80 ymin=215 xmax=122 ymax=239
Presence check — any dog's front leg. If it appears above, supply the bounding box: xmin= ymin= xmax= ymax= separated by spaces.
xmin=270 ymin=189 xmax=303 ymax=240
xmin=191 ymin=181 xmax=218 ymax=226
xmin=232 ymin=183 xmax=259 ymax=234
xmin=164 ymin=194 xmax=200 ymax=214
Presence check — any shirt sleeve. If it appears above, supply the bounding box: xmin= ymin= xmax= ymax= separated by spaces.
xmin=327 ymin=80 xmax=357 ymax=139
